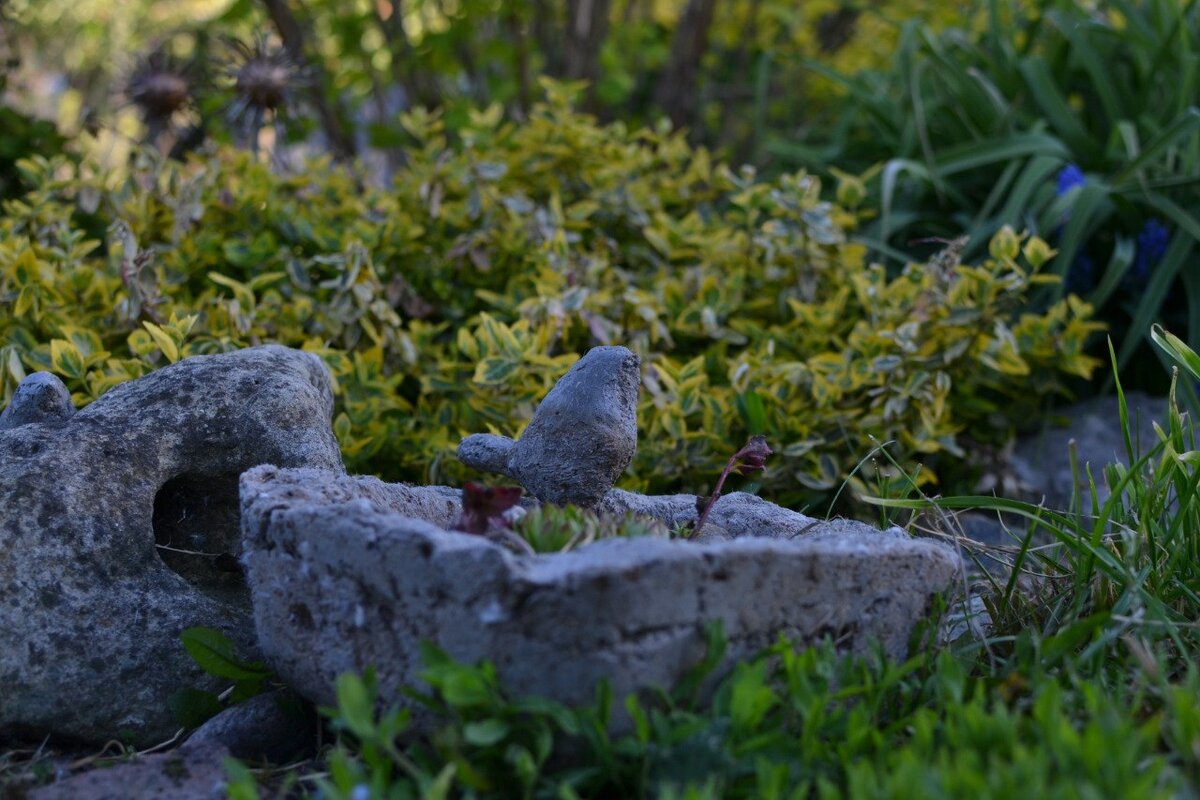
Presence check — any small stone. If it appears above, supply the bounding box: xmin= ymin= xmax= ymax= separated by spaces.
xmin=0 ymin=372 xmax=74 ymax=430
xmin=28 ymin=741 xmax=230 ymax=800
xmin=184 ymin=689 xmax=316 ymax=764
xmin=458 ymin=346 xmax=640 ymax=507
xmin=600 ymin=489 xmax=835 ymax=540
xmin=1009 ymin=391 xmax=1171 ymax=511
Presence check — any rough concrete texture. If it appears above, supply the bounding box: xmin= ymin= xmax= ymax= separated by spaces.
xmin=0 ymin=346 xmax=343 ymax=746
xmin=599 ymin=488 xmax=902 ymax=541
xmin=458 ymin=346 xmax=640 ymax=506
xmin=1010 ymin=392 xmax=1169 ymax=510
xmin=240 ymin=465 xmax=466 ymax=527
xmin=185 ymin=689 xmax=316 ymax=764
xmin=241 ymin=467 xmax=961 ymax=734
xmin=0 ymin=371 xmax=74 ymax=431
xmin=29 ymin=742 xmax=230 ymax=800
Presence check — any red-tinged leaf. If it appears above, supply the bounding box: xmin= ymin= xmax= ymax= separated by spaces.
xmin=457 ymin=482 xmax=523 ymax=534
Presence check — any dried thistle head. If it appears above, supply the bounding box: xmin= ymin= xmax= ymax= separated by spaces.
xmin=220 ymin=36 xmax=310 ymax=145
xmin=126 ymin=50 xmax=193 ymax=126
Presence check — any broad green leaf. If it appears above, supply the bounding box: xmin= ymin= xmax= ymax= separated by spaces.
xmin=142 ymin=322 xmax=180 ymax=363
xmin=168 ymin=687 xmax=223 ymax=730
xmin=423 ymin=764 xmax=458 ymax=800
xmin=462 ymin=718 xmax=510 ymax=746
xmin=474 ymin=356 xmax=520 ymax=385
xmin=334 ymin=672 xmax=376 ymax=740
xmin=181 ymin=627 xmax=271 ymax=682
xmin=49 ymin=338 xmax=85 ymax=380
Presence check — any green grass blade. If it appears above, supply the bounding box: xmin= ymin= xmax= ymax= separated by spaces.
xmin=934 ymin=132 xmax=1070 ymax=177
xmin=1150 ymin=324 xmax=1200 ymax=383
xmin=994 ymin=154 xmax=1061 ymax=227
xmin=1046 ymin=183 xmax=1113 ymax=299
xmin=1111 ymin=107 xmax=1200 ymax=185
xmin=1109 ymin=336 xmax=1135 ymax=503
xmin=1085 ymin=236 xmax=1135 ymax=309
xmin=1017 ymin=57 xmax=1094 ymax=155
xmin=1051 ymin=16 xmax=1124 ymax=124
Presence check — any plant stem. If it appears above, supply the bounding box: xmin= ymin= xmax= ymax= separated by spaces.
xmin=690 ymin=456 xmax=737 ymax=539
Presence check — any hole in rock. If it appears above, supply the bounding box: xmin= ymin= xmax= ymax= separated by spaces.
xmin=153 ymin=471 xmax=250 ymax=610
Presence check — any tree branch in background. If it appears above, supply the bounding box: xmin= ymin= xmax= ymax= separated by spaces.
xmin=653 ymin=0 xmax=718 ymax=129
xmin=505 ymin=2 xmax=532 ymax=116
xmin=258 ymin=0 xmax=357 ymax=159
xmin=532 ymin=0 xmax=562 ymax=77
xmin=565 ymin=0 xmax=612 ymax=99
xmin=720 ymin=0 xmax=761 ymax=157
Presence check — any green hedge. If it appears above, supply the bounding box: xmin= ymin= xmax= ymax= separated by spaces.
xmin=0 ymin=90 xmax=1101 ymax=509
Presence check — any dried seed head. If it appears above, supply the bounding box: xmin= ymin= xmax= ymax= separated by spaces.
xmin=223 ymin=36 xmax=309 ymax=120
xmin=127 ymin=55 xmax=192 ymax=123
xmin=733 ymin=435 xmax=773 ymax=474
xmin=235 ymin=56 xmax=292 ymax=112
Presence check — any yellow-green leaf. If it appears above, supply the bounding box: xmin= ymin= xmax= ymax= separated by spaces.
xmin=142 ymin=322 xmax=180 ymax=363
xmin=50 ymin=339 xmax=85 ymax=380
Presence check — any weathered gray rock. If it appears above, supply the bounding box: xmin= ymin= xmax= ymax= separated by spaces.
xmin=458 ymin=346 xmax=640 ymax=506
xmin=0 ymin=346 xmax=344 ymax=746
xmin=1010 ymin=392 xmax=1171 ymax=511
xmin=241 ymin=466 xmax=960 ymax=734
xmin=184 ymin=689 xmax=316 ymax=764
xmin=0 ymin=371 xmax=74 ymax=431
xmin=239 ymin=465 xmax=466 ymax=526
xmin=28 ymin=742 xmax=230 ymax=800
xmin=599 ymin=487 xmax=898 ymax=541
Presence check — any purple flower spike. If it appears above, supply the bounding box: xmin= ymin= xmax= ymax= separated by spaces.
xmin=1133 ymin=218 xmax=1170 ymax=281
xmin=1056 ymin=164 xmax=1086 ymax=196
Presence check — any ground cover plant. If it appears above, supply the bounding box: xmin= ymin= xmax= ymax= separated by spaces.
xmin=452 ymin=484 xmax=671 ymax=554
xmin=0 ymin=89 xmax=1101 ymax=513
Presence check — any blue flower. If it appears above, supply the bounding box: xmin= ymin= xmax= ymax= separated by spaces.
xmin=1066 ymin=251 xmax=1095 ymax=295
xmin=1056 ymin=164 xmax=1086 ymax=196
xmin=1132 ymin=218 xmax=1170 ymax=281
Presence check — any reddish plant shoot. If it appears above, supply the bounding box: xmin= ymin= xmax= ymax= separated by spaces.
xmin=456 ymin=482 xmax=523 ymax=535
xmin=690 ymin=436 xmax=773 ymax=539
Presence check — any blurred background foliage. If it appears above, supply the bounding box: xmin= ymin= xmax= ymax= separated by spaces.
xmin=0 ymin=0 xmax=1197 ymax=506
xmin=775 ymin=0 xmax=1200 ymax=392
xmin=2 ymin=0 xmax=973 ymax=161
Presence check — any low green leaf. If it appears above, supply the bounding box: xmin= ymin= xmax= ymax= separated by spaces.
xmin=181 ymin=627 xmax=271 ymax=682
xmin=462 ymin=718 xmax=510 ymax=746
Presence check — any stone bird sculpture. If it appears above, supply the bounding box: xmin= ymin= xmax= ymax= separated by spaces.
xmin=457 ymin=345 xmax=640 ymax=507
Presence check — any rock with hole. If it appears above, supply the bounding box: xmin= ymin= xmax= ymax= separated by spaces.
xmin=0 ymin=346 xmax=343 ymax=746
xmin=241 ymin=466 xmax=961 ymax=734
